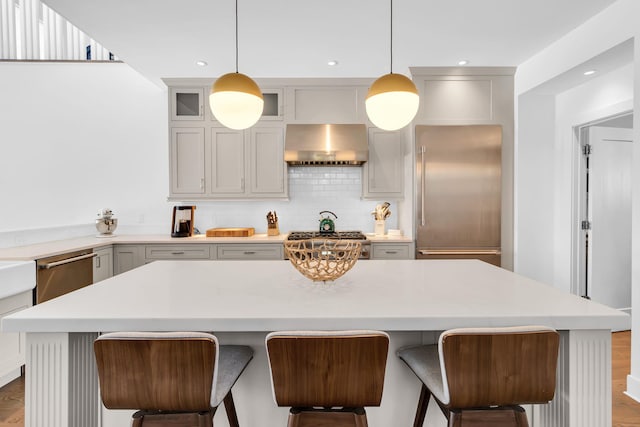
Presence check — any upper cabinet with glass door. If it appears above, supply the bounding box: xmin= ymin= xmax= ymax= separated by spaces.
xmin=170 ymin=88 xmax=205 ymax=121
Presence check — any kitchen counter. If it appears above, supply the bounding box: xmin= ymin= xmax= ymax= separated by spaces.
xmin=2 ymin=259 xmax=626 ymax=427
xmin=0 ymin=233 xmax=289 ymax=260
xmin=0 ymin=233 xmax=413 ymax=260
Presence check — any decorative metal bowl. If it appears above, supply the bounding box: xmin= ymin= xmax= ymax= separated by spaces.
xmin=284 ymin=239 xmax=361 ymax=282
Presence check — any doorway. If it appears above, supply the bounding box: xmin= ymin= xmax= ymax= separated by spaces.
xmin=577 ymin=112 xmax=633 ymax=318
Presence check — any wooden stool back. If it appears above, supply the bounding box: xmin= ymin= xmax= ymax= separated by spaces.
xmin=94 ymin=334 xmax=217 ymax=412
xmin=266 ymin=331 xmax=389 ymax=408
xmin=441 ymin=328 xmax=559 ymax=408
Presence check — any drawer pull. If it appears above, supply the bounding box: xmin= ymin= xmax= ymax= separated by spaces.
xmin=243 ymin=251 xmax=256 ymax=255
xmin=385 ymin=251 xmax=398 ymax=254
xmin=171 ymin=251 xmax=185 ymax=255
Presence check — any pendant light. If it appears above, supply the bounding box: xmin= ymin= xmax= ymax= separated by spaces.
xmin=209 ymin=0 xmax=263 ymax=130
xmin=365 ymin=0 xmax=419 ymax=131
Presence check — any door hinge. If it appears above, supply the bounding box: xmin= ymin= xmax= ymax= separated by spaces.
xmin=582 ymin=144 xmax=592 ymax=156
xmin=581 ymin=220 xmax=592 ymax=230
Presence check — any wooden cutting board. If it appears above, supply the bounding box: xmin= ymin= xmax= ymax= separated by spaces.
xmin=206 ymin=227 xmax=255 ymax=237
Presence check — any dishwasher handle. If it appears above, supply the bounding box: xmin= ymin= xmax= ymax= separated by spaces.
xmin=38 ymin=252 xmax=97 ymax=269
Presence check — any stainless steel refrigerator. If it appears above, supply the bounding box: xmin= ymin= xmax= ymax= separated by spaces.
xmin=415 ymin=125 xmax=502 ymax=266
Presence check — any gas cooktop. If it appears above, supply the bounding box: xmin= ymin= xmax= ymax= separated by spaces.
xmin=287 ymin=231 xmax=367 ymax=240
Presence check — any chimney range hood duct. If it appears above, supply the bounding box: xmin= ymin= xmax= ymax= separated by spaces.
xmin=285 ymin=124 xmax=368 ymax=166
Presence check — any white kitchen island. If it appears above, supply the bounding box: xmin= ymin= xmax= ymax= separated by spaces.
xmin=2 ymin=259 xmax=629 ymax=427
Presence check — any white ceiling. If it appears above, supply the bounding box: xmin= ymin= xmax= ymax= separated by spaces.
xmin=43 ymin=0 xmax=618 ymax=86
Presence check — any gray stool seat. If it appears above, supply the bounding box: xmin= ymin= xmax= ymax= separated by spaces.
xmin=213 ymin=345 xmax=254 ymax=407
xmin=397 ymin=344 xmax=448 ymax=404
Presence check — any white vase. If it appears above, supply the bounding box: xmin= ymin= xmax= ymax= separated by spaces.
xmin=375 ymin=220 xmax=385 ymax=236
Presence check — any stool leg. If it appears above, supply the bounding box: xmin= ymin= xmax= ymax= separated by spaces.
xmin=223 ymin=392 xmax=240 ymax=427
xmin=413 ymin=384 xmax=430 ymax=427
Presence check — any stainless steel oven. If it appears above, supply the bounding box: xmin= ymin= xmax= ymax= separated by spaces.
xmin=286 ymin=231 xmax=370 ymax=260
xmin=36 ymin=250 xmax=96 ymax=304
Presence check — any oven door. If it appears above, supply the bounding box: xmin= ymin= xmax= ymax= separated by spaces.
xmin=36 ymin=250 xmax=96 ymax=304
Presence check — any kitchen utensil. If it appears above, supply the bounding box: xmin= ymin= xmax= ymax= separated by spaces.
xmin=171 ymin=206 xmax=196 ymax=238
xmin=95 ymin=208 xmax=118 ymax=236
xmin=206 ymin=227 xmax=254 ymax=237
xmin=267 ymin=211 xmax=280 ymax=236
xmin=284 ymin=239 xmax=361 ymax=282
xmin=319 ymin=211 xmax=337 ymax=233
xmin=372 ymin=202 xmax=391 ymax=221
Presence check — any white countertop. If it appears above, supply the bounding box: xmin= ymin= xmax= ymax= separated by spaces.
xmin=0 ymin=233 xmax=413 ymax=260
xmin=2 ymin=259 xmax=627 ymax=333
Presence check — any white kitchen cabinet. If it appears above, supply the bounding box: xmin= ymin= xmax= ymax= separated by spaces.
xmin=170 ymin=87 xmax=205 ymax=121
xmin=208 ymin=126 xmax=287 ymax=199
xmin=249 ymin=127 xmax=286 ymax=195
xmin=170 ymin=127 xmax=206 ymax=195
xmin=93 ymin=246 xmax=113 ymax=283
xmin=216 ymin=244 xmax=284 ymax=260
xmin=114 ymin=245 xmax=146 ymax=275
xmin=145 ymin=245 xmax=212 ymax=260
xmin=210 ymin=127 xmax=246 ymax=194
xmin=0 ymin=290 xmax=31 ymax=387
xmin=362 ymin=128 xmax=405 ymax=199
xmin=371 ymin=242 xmax=414 ymax=260
xmin=287 ymin=86 xmax=368 ymax=123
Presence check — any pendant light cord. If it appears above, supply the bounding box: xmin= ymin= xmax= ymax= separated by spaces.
xmin=235 ymin=0 xmax=239 ymax=73
xmin=390 ymin=0 xmax=393 ymax=74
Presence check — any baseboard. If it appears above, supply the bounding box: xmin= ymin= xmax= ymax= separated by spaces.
xmin=0 ymin=367 xmax=21 ymax=389
xmin=625 ymin=374 xmax=640 ymax=403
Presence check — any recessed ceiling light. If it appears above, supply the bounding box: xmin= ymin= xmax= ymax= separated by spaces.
xmin=196 ymin=60 xmax=208 ymax=67
xmin=328 ymin=60 xmax=339 ymax=66
xmin=583 ymin=70 xmax=596 ymax=76
xmin=458 ymin=60 xmax=469 ymax=66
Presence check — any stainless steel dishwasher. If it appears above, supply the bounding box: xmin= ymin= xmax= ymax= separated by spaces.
xmin=36 ymin=250 xmax=96 ymax=304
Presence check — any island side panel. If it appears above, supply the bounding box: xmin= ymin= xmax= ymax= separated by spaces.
xmin=26 ymin=332 xmax=99 ymax=427
xmin=534 ymin=329 xmax=612 ymax=427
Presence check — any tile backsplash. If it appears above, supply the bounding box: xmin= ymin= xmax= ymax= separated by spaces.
xmin=194 ymin=166 xmax=398 ymax=233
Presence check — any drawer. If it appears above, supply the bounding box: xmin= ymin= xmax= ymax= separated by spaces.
xmin=217 ymin=244 xmax=284 ymax=260
xmin=371 ymin=244 xmax=411 ymax=260
xmin=145 ymin=245 xmax=211 ymax=260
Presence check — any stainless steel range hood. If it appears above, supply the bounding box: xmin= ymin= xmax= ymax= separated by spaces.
xmin=285 ymin=124 xmax=368 ymax=166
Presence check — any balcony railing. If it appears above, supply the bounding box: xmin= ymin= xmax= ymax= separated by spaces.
xmin=1 ymin=0 xmax=116 ymax=61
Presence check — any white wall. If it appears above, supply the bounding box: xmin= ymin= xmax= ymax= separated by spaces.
xmin=0 ymin=62 xmax=169 ymax=244
xmin=515 ymin=0 xmax=640 ymax=402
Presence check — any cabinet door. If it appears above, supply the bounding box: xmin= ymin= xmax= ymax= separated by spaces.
xmin=114 ymin=245 xmax=146 ymax=275
xmin=170 ymin=88 xmax=204 ymax=121
xmin=249 ymin=127 xmax=286 ymax=196
xmin=170 ymin=128 xmax=206 ymax=195
xmin=363 ymin=128 xmax=404 ymax=199
xmin=371 ymin=243 xmax=413 ymax=260
xmin=145 ymin=245 xmax=211 ymax=260
xmin=93 ymin=246 xmax=113 ymax=283
xmin=210 ymin=128 xmax=246 ymax=194
xmin=217 ymin=244 xmax=284 ymax=260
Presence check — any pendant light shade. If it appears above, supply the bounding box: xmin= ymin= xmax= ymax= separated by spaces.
xmin=366 ymin=0 xmax=419 ymax=131
xmin=209 ymin=0 xmax=263 ymax=130
xmin=366 ymin=73 xmax=419 ymax=131
xmin=210 ymin=72 xmax=264 ymax=130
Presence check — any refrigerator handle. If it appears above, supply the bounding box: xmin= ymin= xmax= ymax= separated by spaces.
xmin=420 ymin=146 xmax=426 ymax=226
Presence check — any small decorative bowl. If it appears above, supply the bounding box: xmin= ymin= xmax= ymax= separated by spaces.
xmin=284 ymin=239 xmax=361 ymax=282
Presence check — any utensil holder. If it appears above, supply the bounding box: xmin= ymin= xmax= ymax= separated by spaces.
xmin=375 ymin=220 xmax=386 ymax=236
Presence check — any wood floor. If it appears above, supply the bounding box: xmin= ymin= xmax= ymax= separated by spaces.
xmin=1 ymin=331 xmax=639 ymax=426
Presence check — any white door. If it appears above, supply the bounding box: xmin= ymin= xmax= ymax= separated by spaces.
xmin=582 ymin=126 xmax=633 ymax=312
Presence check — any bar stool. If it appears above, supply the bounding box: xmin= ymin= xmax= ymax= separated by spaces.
xmin=266 ymin=330 xmax=389 ymax=427
xmin=94 ymin=332 xmax=253 ymax=427
xmin=397 ymin=326 xmax=559 ymax=427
